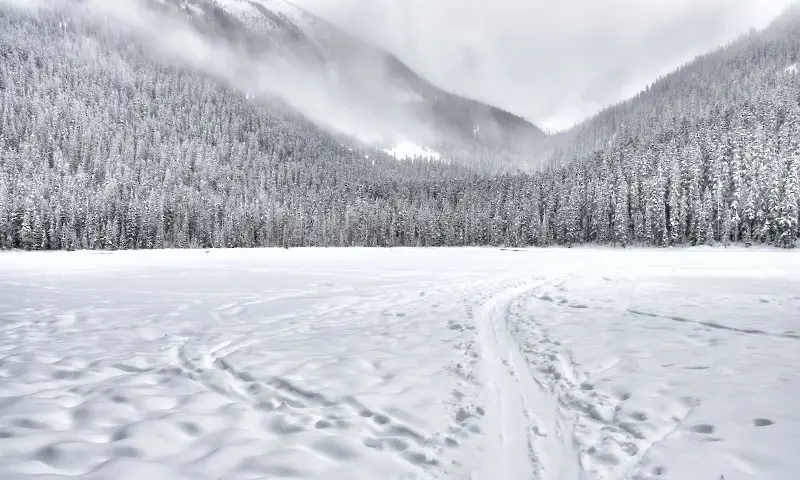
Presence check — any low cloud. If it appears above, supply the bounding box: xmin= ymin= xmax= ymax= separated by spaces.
xmin=299 ymin=0 xmax=795 ymax=131
xmin=2 ymin=0 xmax=427 ymax=145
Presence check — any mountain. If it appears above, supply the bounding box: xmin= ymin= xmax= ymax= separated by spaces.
xmin=0 ymin=0 xmax=797 ymax=252
xmin=146 ymin=0 xmax=545 ymax=160
xmin=533 ymin=2 xmax=800 ymax=168
xmin=525 ymin=2 xmax=800 ymax=245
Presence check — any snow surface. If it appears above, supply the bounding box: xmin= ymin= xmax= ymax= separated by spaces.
xmin=785 ymin=63 xmax=798 ymax=74
xmin=383 ymin=142 xmax=442 ymax=161
xmin=0 ymin=248 xmax=798 ymax=480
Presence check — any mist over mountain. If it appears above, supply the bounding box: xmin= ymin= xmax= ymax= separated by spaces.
xmin=54 ymin=0 xmax=544 ymax=164
xmin=0 ymin=0 xmax=798 ymax=251
xmin=300 ymin=0 xmax=795 ymax=132
xmin=534 ymin=2 xmax=800 ymax=166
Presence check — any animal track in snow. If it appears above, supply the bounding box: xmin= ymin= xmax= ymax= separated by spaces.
xmin=753 ymin=418 xmax=774 ymax=427
xmin=170 ymin=338 xmax=446 ymax=475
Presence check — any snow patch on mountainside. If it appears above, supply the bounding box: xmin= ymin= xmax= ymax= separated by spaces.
xmin=252 ymin=0 xmax=308 ymax=24
xmin=383 ymin=142 xmax=441 ymax=161
xmin=218 ymin=0 xmax=314 ymax=32
xmin=201 ymin=0 xmax=313 ymax=35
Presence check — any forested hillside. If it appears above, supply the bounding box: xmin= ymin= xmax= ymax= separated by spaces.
xmin=0 ymin=2 xmax=798 ymax=249
xmin=538 ymin=3 xmax=800 ymax=166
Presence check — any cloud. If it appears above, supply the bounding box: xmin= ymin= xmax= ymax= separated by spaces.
xmin=2 ymin=0 xmax=421 ymax=145
xmin=297 ymin=0 xmax=796 ymax=131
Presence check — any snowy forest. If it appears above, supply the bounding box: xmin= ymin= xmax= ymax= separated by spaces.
xmin=0 ymin=4 xmax=799 ymax=250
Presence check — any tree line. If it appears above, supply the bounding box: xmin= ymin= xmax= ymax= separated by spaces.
xmin=0 ymin=5 xmax=798 ymax=250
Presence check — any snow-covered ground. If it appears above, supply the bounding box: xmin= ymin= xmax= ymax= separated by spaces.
xmin=0 ymin=248 xmax=797 ymax=480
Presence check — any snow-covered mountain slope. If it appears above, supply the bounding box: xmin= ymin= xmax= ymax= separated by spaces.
xmin=533 ymin=2 xmax=800 ymax=168
xmin=154 ymin=0 xmax=545 ymax=154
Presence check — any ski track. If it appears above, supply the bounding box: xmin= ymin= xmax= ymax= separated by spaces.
xmin=466 ymin=278 xmax=702 ymax=480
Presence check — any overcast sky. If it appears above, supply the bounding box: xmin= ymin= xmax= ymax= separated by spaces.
xmin=297 ymin=0 xmax=795 ymax=132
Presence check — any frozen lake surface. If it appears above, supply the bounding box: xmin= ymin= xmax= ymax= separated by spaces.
xmin=0 ymin=248 xmax=798 ymax=480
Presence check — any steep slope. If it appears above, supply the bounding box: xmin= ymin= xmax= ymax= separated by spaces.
xmin=524 ymin=3 xmax=800 ymax=247
xmin=0 ymin=1 xmax=797 ymax=251
xmin=534 ymin=2 xmax=800 ymax=168
xmin=153 ymin=0 xmax=545 ymax=159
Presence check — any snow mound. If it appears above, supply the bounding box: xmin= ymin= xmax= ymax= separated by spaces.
xmin=785 ymin=63 xmax=798 ymax=74
xmin=383 ymin=142 xmax=441 ymax=161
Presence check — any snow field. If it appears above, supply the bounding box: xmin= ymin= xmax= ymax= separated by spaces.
xmin=0 ymin=247 xmax=798 ymax=479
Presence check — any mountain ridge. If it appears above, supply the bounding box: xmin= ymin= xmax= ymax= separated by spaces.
xmin=533 ymin=1 xmax=800 ymax=167
xmin=151 ymin=0 xmax=546 ymax=159
xmin=0 ymin=0 xmax=797 ymax=251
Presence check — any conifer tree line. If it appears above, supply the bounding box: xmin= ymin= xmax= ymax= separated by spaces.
xmin=0 ymin=6 xmax=798 ymax=250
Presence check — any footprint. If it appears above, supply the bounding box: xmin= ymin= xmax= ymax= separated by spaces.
xmin=363 ymin=437 xmax=382 ymax=450
xmin=630 ymin=411 xmax=648 ymax=422
xmin=593 ymin=451 xmax=620 ymax=466
xmin=52 ymin=370 xmax=82 ymax=380
xmin=35 ymin=445 xmax=61 ymax=466
xmin=753 ymin=418 xmax=774 ymax=427
xmin=179 ymin=421 xmax=202 ymax=436
xmin=447 ymin=322 xmax=464 ymax=331
xmin=110 ymin=427 xmax=129 ymax=442
xmin=312 ymin=437 xmax=358 ymax=461
xmin=613 ymin=389 xmax=632 ymax=401
xmin=372 ymin=414 xmax=390 ymax=425
xmin=386 ymin=424 xmax=425 ymax=443
xmin=315 ymin=419 xmax=333 ymax=429
xmin=384 ymin=438 xmax=410 ymax=452
xmin=113 ymin=446 xmax=143 ymax=458
xmin=265 ymin=417 xmax=305 ymax=435
xmin=12 ymin=418 xmax=47 ymax=429
xmin=444 ymin=436 xmax=459 ymax=447
xmin=689 ymin=424 xmax=715 ymax=434
xmin=402 ymin=451 xmax=437 ymax=466
xmin=365 ymin=436 xmax=409 ymax=452
xmin=455 ymin=408 xmax=471 ymax=424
